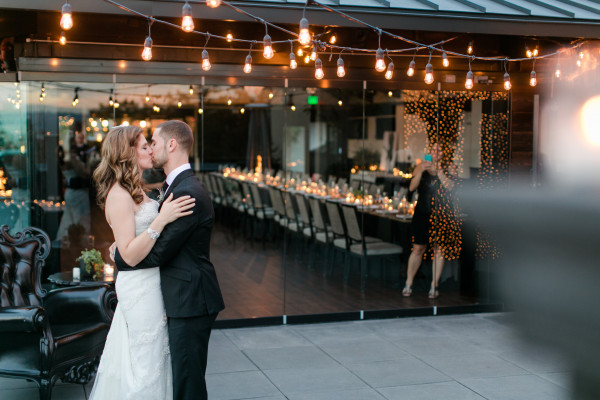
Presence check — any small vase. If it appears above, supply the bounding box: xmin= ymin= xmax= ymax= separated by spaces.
xmin=79 ymin=260 xmax=94 ymax=281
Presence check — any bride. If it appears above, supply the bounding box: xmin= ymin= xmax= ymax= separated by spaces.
xmin=89 ymin=125 xmax=194 ymax=399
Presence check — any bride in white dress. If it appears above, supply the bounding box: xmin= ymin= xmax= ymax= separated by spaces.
xmin=89 ymin=125 xmax=194 ymax=400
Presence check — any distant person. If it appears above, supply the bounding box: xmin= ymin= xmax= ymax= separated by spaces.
xmin=402 ymin=143 xmax=460 ymax=299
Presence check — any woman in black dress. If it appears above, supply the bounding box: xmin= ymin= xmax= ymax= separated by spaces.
xmin=402 ymin=143 xmax=457 ymax=299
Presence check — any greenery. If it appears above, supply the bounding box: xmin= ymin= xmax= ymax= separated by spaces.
xmin=76 ymin=248 xmax=105 ymax=278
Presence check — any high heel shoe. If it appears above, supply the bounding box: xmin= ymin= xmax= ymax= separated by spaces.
xmin=402 ymin=284 xmax=412 ymax=297
xmin=428 ymin=285 xmax=439 ymax=299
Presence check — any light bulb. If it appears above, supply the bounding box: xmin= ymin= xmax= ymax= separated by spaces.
xmin=465 ymin=70 xmax=474 ymax=90
xmin=533 ymin=48 xmax=538 ymax=56
xmin=268 ymin=91 xmax=274 ymax=99
xmin=337 ymin=57 xmax=345 ymax=78
xmin=181 ymin=2 xmax=194 ymax=32
xmin=243 ymin=54 xmax=252 ymax=74
xmin=526 ymin=48 xmax=532 ymax=58
xmin=226 ymin=33 xmax=233 ymax=42
xmin=109 ymin=96 xmax=114 ymax=106
xmin=145 ymin=95 xmax=150 ymax=102
xmin=289 ymin=53 xmax=297 ymax=69
xmin=375 ymin=48 xmax=386 ymax=72
xmin=290 ymin=104 xmax=296 ymax=111
xmin=297 ymin=48 xmax=304 ymax=57
xmin=201 ymin=49 xmax=211 ymax=71
xmin=198 ymin=108 xmax=203 ymax=114
xmin=310 ymin=46 xmax=317 ymax=61
xmin=142 ymin=36 xmax=153 ymax=61
xmin=385 ymin=62 xmax=394 ymax=80
xmin=114 ymin=100 xmax=120 ymax=108
xmin=529 ymin=70 xmax=537 ymax=87
xmin=304 ymin=55 xmax=310 ymax=64
xmin=503 ymin=72 xmax=512 ymax=90
xmin=315 ymin=58 xmax=324 ymax=80
xmin=467 ymin=42 xmax=473 ymax=55
xmin=189 ymin=85 xmax=194 ymax=95
xmin=442 ymin=52 xmax=449 ymax=67
xmin=579 ymin=51 xmax=584 ymax=59
xmin=329 ymin=35 xmax=337 ymax=44
xmin=206 ymin=0 xmax=221 ymax=8
xmin=338 ymin=99 xmax=343 ymax=106
xmin=263 ymin=35 xmax=274 ymax=59
xmin=424 ymin=63 xmax=434 ymax=84
xmin=298 ymin=17 xmax=310 ymax=46
xmin=39 ymin=94 xmax=44 ymax=102
xmin=227 ymin=98 xmax=232 ymax=106
xmin=240 ymin=108 xmax=245 ymax=114
xmin=59 ymin=32 xmax=67 ymax=45
xmin=555 ymin=65 xmax=561 ymax=79
xmin=177 ymin=101 xmax=182 ymax=108
xmin=407 ymin=60 xmax=415 ymax=77
xmin=577 ymin=59 xmax=582 ymax=67
xmin=60 ymin=2 xmax=73 ymax=30
xmin=388 ymin=91 xmax=393 ymax=97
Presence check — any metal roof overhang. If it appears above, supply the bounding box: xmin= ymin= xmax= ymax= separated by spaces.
xmin=1 ymin=0 xmax=600 ymax=38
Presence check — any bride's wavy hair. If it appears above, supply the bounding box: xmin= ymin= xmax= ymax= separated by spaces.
xmin=93 ymin=125 xmax=145 ymax=209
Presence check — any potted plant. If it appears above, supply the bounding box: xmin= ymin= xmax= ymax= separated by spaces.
xmin=76 ymin=248 xmax=105 ymax=280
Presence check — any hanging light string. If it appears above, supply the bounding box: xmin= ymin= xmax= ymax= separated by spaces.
xmin=82 ymin=0 xmax=587 ymax=78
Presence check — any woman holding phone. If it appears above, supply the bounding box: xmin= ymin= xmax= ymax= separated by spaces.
xmin=402 ymin=143 xmax=457 ymax=299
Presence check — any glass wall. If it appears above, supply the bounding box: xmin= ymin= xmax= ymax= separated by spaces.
xmin=6 ymin=79 xmax=509 ymax=322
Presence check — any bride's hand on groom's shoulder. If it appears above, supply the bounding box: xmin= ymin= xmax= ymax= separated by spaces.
xmin=158 ymin=194 xmax=195 ymax=225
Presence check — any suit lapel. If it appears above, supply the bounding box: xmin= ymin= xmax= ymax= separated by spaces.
xmin=164 ymin=169 xmax=194 ymax=198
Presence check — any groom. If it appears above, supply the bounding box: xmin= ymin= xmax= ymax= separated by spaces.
xmin=114 ymin=120 xmax=225 ymax=400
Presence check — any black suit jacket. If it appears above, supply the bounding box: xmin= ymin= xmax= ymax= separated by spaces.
xmin=115 ymin=169 xmax=225 ymax=318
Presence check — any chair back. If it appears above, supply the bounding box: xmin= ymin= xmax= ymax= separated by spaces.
xmin=325 ymin=201 xmax=346 ymax=237
xmin=249 ymin=183 xmax=264 ymax=209
xmin=201 ymin=173 xmax=213 ymax=192
xmin=268 ymin=187 xmax=286 ymax=218
xmin=0 ymin=225 xmax=51 ymax=308
xmin=240 ymin=181 xmax=253 ymax=207
xmin=340 ymin=203 xmax=364 ymax=243
xmin=283 ymin=191 xmax=298 ymax=222
xmin=294 ymin=193 xmax=311 ymax=226
xmin=308 ymin=197 xmax=326 ymax=232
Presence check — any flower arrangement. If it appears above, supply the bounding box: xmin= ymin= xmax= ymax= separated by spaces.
xmin=76 ymin=248 xmax=105 ymax=279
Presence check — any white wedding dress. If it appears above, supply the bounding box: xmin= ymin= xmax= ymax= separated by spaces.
xmin=90 ymin=200 xmax=172 ymax=400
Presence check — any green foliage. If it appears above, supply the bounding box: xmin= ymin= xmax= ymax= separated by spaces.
xmin=76 ymin=248 xmax=104 ymax=277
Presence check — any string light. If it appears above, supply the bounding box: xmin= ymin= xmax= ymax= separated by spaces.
xmin=153 ymin=104 xmax=160 ymax=112
xmin=388 ymin=90 xmax=393 ymax=97
xmin=39 ymin=83 xmax=46 ymax=102
xmin=201 ymin=49 xmax=211 ymax=71
xmin=189 ymin=85 xmax=194 ymax=95
xmin=338 ymin=98 xmax=343 ymax=106
xmin=145 ymin=86 xmax=151 ymax=102
xmin=526 ymin=46 xmax=532 ymax=58
xmin=297 ymin=48 xmax=304 ymax=57
xmin=72 ymin=88 xmax=79 ymax=107
xmin=375 ymin=48 xmax=385 ymax=72
xmin=529 ymin=59 xmax=537 ymax=87
xmin=315 ymin=57 xmax=324 ymax=79
xmin=290 ymin=104 xmax=296 ymax=111
xmin=263 ymin=25 xmax=274 ymax=59
xmin=60 ymin=1 xmax=73 ymax=31
xmin=503 ymin=60 xmax=512 ymax=90
xmin=289 ymin=41 xmax=297 ymax=69
xmin=181 ymin=2 xmax=194 ymax=32
xmin=442 ymin=52 xmax=449 ymax=67
xmin=227 ymin=98 xmax=232 ymax=106
xmin=385 ymin=60 xmax=394 ymax=80
xmin=337 ymin=55 xmax=345 ymax=78
xmin=206 ymin=0 xmax=221 ymax=8
xmin=226 ymin=33 xmax=233 ymax=42
xmin=114 ymin=98 xmax=120 ymax=108
xmin=298 ymin=17 xmax=310 ymax=46
xmin=240 ymin=107 xmax=245 ymax=114
xmin=407 ymin=57 xmax=416 ymax=77
xmin=304 ymin=55 xmax=310 ymax=64
xmin=329 ymin=35 xmax=336 ymax=44
xmin=198 ymin=107 xmax=203 ymax=114
xmin=141 ymin=20 xmax=153 ymax=61
xmin=467 ymin=41 xmax=473 ymax=55
xmin=424 ymin=51 xmax=434 ymax=84
xmin=310 ymin=45 xmax=317 ymax=61
xmin=59 ymin=32 xmax=67 ymax=45
xmin=109 ymin=89 xmax=114 ymax=106
xmin=555 ymin=59 xmax=561 ymax=79
xmin=177 ymin=100 xmax=182 ymax=108
xmin=465 ymin=58 xmax=474 ymax=90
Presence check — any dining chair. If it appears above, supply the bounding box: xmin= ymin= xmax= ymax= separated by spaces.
xmin=340 ymin=203 xmax=404 ymax=291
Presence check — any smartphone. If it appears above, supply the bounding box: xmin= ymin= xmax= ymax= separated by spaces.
xmin=424 ymin=154 xmax=432 ymax=162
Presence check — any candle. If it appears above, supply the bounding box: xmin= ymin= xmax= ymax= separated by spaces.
xmin=104 ymin=264 xmax=114 ymax=277
xmin=73 ymin=267 xmax=80 ymax=281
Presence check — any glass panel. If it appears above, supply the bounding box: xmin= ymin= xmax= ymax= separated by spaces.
xmin=0 ymin=82 xmax=29 ymax=232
